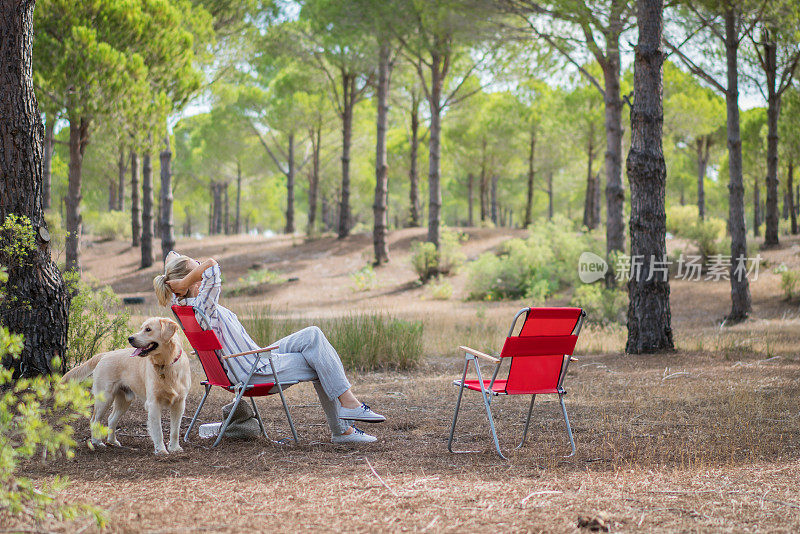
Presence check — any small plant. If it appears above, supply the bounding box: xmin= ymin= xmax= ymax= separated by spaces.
xmin=350 ymin=265 xmax=377 ymax=292
xmin=88 ymin=211 xmax=131 ymax=241
xmin=0 ymin=214 xmax=36 ymax=264
xmin=410 ymin=228 xmax=466 ymax=283
xmin=428 ymin=276 xmax=453 ymax=300
xmin=570 ymin=283 xmax=627 ymax=325
xmin=781 ymin=269 xmax=800 ymax=300
xmin=224 ymin=267 xmax=284 ymax=297
xmin=64 ymin=271 xmax=130 ymax=371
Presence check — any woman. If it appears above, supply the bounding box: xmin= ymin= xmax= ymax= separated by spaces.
xmin=154 ymin=251 xmax=384 ymax=444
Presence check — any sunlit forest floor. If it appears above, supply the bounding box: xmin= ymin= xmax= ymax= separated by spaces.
xmin=11 ymin=228 xmax=800 ymax=532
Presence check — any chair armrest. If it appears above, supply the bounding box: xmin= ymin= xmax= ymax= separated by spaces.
xmin=459 ymin=345 xmax=500 ymax=363
xmin=221 ymin=344 xmax=280 ymax=361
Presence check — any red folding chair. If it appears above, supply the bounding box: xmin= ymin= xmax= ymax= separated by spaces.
xmin=172 ymin=305 xmax=299 ymax=447
xmin=448 ymin=307 xmax=586 ymax=459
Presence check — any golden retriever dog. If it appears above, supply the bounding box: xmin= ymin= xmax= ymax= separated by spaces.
xmin=63 ymin=317 xmax=191 ymax=455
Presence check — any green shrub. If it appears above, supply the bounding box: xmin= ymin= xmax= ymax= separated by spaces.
xmin=223 ymin=267 xmax=284 ymax=297
xmin=466 ymin=215 xmax=603 ymax=301
xmin=428 ymin=276 xmax=453 ymax=300
xmin=87 ymin=211 xmax=130 ymax=241
xmin=410 ymin=229 xmax=466 ymax=282
xmin=781 ymin=270 xmax=800 ymax=299
xmin=666 ymin=205 xmax=726 ymax=264
xmin=64 ymin=271 xmax=130 ymax=371
xmin=666 ymin=205 xmax=700 ymax=236
xmin=242 ymin=307 xmax=423 ymax=370
xmin=570 ymin=283 xmax=627 ymax=325
xmin=350 ymin=265 xmax=377 ymax=292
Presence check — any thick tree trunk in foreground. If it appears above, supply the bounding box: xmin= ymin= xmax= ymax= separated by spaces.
xmin=373 ymin=42 xmax=391 ymax=265
xmin=131 ymin=151 xmax=141 ymax=246
xmin=724 ymin=7 xmax=751 ymax=322
xmin=42 ymin=117 xmax=54 ymax=210
xmin=525 ymin=127 xmax=536 ymax=228
xmin=408 ymin=94 xmax=421 ymax=228
xmin=426 ymin=50 xmax=445 ymax=248
xmin=65 ymin=117 xmax=89 ymax=272
xmin=626 ymin=0 xmax=673 ymax=354
xmin=160 ymin=135 xmax=175 ymax=261
xmin=338 ymin=74 xmax=355 ymax=239
xmin=285 ymin=133 xmax=295 ymax=234
xmin=140 ymin=152 xmax=154 ymax=268
xmin=0 ymin=0 xmax=70 ymax=377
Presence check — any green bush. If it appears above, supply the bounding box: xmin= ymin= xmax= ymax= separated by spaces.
xmin=87 ymin=211 xmax=130 ymax=241
xmin=428 ymin=276 xmax=453 ymax=300
xmin=781 ymin=270 xmax=800 ymax=299
xmin=64 ymin=271 xmax=130 ymax=371
xmin=666 ymin=205 xmax=700 ymax=236
xmin=223 ymin=267 xmax=284 ymax=297
xmin=350 ymin=265 xmax=377 ymax=292
xmin=410 ymin=228 xmax=466 ymax=282
xmin=466 ymin=215 xmax=603 ymax=301
xmin=242 ymin=307 xmax=423 ymax=370
xmin=570 ymin=283 xmax=627 ymax=325
xmin=666 ymin=205 xmax=726 ymax=263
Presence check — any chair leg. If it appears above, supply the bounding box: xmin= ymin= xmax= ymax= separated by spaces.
xmin=184 ymin=384 xmax=211 ymax=442
xmin=213 ymin=385 xmax=247 ymax=447
xmin=516 ymin=394 xmax=536 ymax=449
xmin=474 ymin=359 xmax=506 ymax=460
xmin=250 ymin=397 xmax=269 ymax=441
xmin=559 ymin=394 xmax=576 ymax=458
xmin=275 ymin=383 xmax=299 ymax=443
xmin=448 ymin=359 xmax=478 ymax=454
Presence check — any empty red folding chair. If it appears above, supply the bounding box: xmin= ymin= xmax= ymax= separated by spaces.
xmin=448 ymin=307 xmax=586 ymax=459
xmin=172 ymin=305 xmax=299 ymax=447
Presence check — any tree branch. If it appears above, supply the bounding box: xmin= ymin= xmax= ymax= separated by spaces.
xmin=663 ymin=38 xmax=727 ymax=94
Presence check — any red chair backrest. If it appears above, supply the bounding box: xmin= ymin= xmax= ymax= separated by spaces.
xmin=501 ymin=307 xmax=583 ymax=394
xmin=172 ymin=305 xmax=231 ymax=387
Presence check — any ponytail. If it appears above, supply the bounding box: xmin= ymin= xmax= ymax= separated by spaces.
xmin=153 ymin=252 xmax=195 ymax=307
xmin=153 ymin=274 xmax=171 ymax=307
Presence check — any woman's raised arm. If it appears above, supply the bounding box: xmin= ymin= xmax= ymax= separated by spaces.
xmin=166 ymin=258 xmax=217 ymax=297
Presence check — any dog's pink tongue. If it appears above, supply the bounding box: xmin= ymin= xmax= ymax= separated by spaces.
xmin=131 ymin=346 xmax=144 ymax=357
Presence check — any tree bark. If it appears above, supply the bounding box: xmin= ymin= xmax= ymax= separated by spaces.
xmin=285 ymin=132 xmax=295 ymax=234
xmin=408 ymin=92 xmax=421 ymax=228
xmin=490 ymin=174 xmax=499 ymax=225
xmin=160 ymin=134 xmax=175 ymax=261
xmin=724 ymin=6 xmax=751 ymax=322
xmin=547 ymin=172 xmax=554 ymax=220
xmin=603 ymin=25 xmax=626 ymax=271
xmin=235 ymin=160 xmax=241 ymax=234
xmin=65 ymin=117 xmax=88 ymax=272
xmin=42 ymin=116 xmax=54 ymax=210
xmin=696 ymin=136 xmax=710 ymax=219
xmin=223 ymin=182 xmax=230 ymax=234
xmin=131 ymin=150 xmax=141 ymax=246
xmin=107 ymin=175 xmax=117 ymax=211
xmin=373 ymin=41 xmax=391 ymax=265
xmin=763 ymin=30 xmax=780 ymax=247
xmin=117 ymin=142 xmax=126 ymax=211
xmin=0 ymin=0 xmax=70 ymax=377
xmin=583 ymin=126 xmax=596 ymax=229
xmin=467 ymin=173 xmax=474 ymax=226
xmin=338 ymin=73 xmax=355 ymax=239
xmin=479 ymin=137 xmax=488 ymax=223
xmin=140 ymin=151 xmax=154 ymax=268
xmin=754 ymin=176 xmax=761 ymax=237
xmin=307 ymin=125 xmax=321 ymax=235
xmin=426 ymin=49 xmax=444 ymax=247
xmin=525 ymin=127 xmax=535 ymax=227
xmin=789 ymin=163 xmax=797 ymax=234
xmin=626 ymin=0 xmax=673 ymax=354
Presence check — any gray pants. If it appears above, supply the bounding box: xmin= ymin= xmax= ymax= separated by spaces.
xmin=249 ymin=326 xmax=351 ymax=436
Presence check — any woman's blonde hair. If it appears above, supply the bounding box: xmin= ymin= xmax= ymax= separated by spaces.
xmin=153 ymin=253 xmax=195 ymax=307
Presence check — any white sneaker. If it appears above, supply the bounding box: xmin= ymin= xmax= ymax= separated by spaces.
xmin=338 ymin=403 xmax=386 ymax=422
xmin=332 ymin=427 xmax=377 ymax=444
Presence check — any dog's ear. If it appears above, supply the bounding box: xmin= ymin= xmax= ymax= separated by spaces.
xmin=160 ymin=318 xmax=179 ymax=339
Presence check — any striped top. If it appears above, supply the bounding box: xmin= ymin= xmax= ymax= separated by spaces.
xmin=172 ymin=264 xmax=270 ymax=383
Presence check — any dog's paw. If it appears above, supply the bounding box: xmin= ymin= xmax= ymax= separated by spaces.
xmin=107 ymin=438 xmax=122 ymax=447
xmin=168 ymin=444 xmax=184 ymax=453
xmin=154 ymin=448 xmax=169 ymax=456
xmin=89 ymin=439 xmax=106 ymax=449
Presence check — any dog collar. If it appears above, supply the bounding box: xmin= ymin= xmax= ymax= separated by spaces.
xmin=155 ymin=348 xmax=182 ymax=379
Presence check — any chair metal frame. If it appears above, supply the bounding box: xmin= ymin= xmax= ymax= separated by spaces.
xmin=447 ymin=307 xmax=586 ymax=459
xmin=172 ymin=305 xmax=299 ymax=447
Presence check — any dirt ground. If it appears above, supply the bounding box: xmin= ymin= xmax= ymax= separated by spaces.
xmin=9 ymin=228 xmax=800 ymax=533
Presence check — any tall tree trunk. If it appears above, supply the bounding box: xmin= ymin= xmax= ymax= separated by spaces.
xmin=65 ymin=117 xmax=88 ymax=272
xmin=479 ymin=138 xmax=488 ymax=222
xmin=338 ymin=74 xmax=355 ymax=239
xmin=321 ymin=194 xmax=330 ymax=232
xmin=131 ymin=150 xmax=141 ymax=246
xmin=593 ymin=171 xmax=601 ymax=228
xmin=783 ymin=190 xmax=789 ymax=220
xmin=754 ymin=176 xmax=761 ymax=237
xmin=626 ymin=0 xmax=673 ymax=353
xmin=108 ymin=176 xmax=117 ymax=211
xmin=426 ymin=50 xmax=444 ymax=248
xmin=223 ymin=182 xmax=230 ymax=234
xmin=235 ymin=160 xmax=241 ymax=234
xmin=467 ymin=173 xmax=474 ymax=226
xmin=117 ymin=143 xmax=126 ymax=211
xmin=547 ymin=172 xmax=554 ymax=220
xmin=603 ymin=33 xmax=626 ymax=266
xmin=697 ymin=136 xmax=710 ymax=220
xmin=0 ymin=0 xmax=70 ymax=377
xmin=790 ymin=163 xmax=797 ymax=234
xmin=490 ymin=174 xmax=499 ymax=225
xmin=525 ymin=127 xmax=536 ymax=227
xmin=583 ymin=127 xmax=595 ymax=229
xmin=42 ymin=116 xmax=54 ymax=210
xmin=308 ymin=126 xmax=321 ymax=235
xmin=160 ymin=134 xmax=175 ymax=261
xmin=286 ymin=132 xmax=295 ymax=234
xmin=373 ymin=41 xmax=391 ymax=265
xmin=408 ymin=93 xmax=420 ymax=227
xmin=213 ymin=182 xmax=223 ymax=235
xmin=140 ymin=152 xmax=154 ymax=268
xmin=763 ymin=31 xmax=780 ymax=247
xmin=724 ymin=6 xmax=751 ymax=322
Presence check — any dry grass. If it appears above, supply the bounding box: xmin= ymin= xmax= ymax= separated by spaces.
xmin=7 ymin=230 xmax=800 ymax=532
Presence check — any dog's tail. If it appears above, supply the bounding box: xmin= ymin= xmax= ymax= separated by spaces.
xmin=61 ymin=353 xmax=105 ymax=382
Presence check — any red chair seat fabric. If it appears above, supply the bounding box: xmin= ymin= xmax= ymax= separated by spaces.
xmin=456 ymin=379 xmax=559 ymax=395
